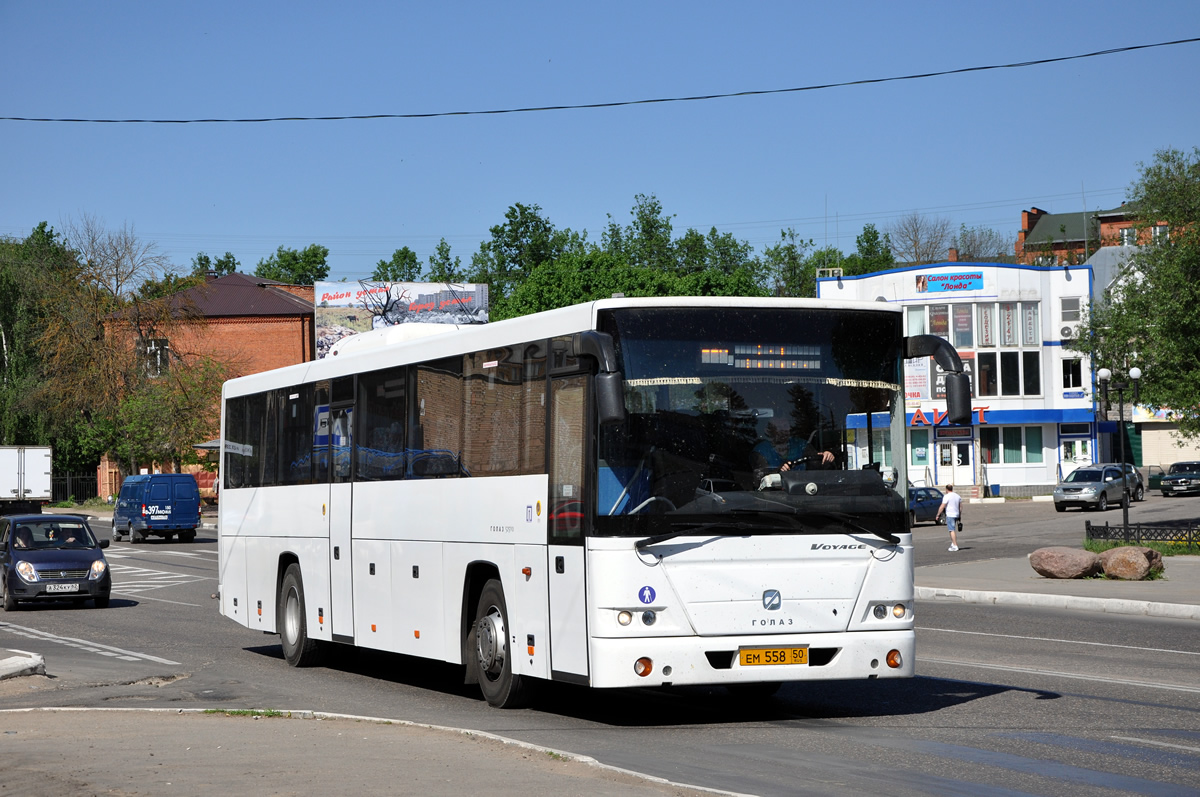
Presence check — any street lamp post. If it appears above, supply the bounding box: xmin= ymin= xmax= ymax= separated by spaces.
xmin=1097 ymin=366 xmax=1142 ymax=528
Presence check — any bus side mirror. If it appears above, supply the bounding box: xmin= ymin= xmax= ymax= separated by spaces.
xmin=944 ymin=372 xmax=972 ymax=426
xmin=595 ymin=372 xmax=626 ymax=426
xmin=574 ymin=331 xmax=626 ymax=425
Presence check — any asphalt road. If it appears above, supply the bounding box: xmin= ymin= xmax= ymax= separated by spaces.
xmin=2 ymin=500 xmax=1199 ymax=796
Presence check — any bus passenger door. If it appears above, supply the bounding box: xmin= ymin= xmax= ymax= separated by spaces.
xmin=328 ymin=392 xmax=355 ymax=642
xmin=547 ymin=374 xmax=589 ymax=681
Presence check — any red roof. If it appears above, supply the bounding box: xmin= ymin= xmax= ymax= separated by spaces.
xmin=172 ymin=273 xmax=313 ymax=318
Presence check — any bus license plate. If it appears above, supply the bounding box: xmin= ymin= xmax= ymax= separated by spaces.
xmin=739 ymin=646 xmax=808 ymax=666
xmin=47 ymin=584 xmax=79 ymax=593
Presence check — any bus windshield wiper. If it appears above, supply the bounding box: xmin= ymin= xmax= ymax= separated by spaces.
xmin=634 ymin=514 xmax=806 ymax=550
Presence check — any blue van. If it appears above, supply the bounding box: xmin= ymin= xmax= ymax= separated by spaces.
xmin=112 ymin=474 xmax=202 ymax=544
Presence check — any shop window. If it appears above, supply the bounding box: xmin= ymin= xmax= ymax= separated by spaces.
xmin=910 ymin=428 xmax=929 ymax=467
xmin=1022 ymin=351 xmax=1041 ymax=395
xmin=907 ymin=306 xmax=926 ymax=336
xmin=1000 ymin=352 xmax=1020 ymax=395
xmin=980 ymin=427 xmax=999 ymax=464
xmin=1003 ymin=427 xmax=1023 ymax=463
xmin=1025 ymin=426 xmax=1044 ymax=463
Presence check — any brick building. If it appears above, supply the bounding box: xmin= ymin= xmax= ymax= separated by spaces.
xmin=97 ymin=273 xmax=316 ymax=499
xmin=1016 ymin=204 xmax=1170 ymax=265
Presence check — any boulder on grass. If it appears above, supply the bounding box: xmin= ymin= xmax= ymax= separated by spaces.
xmin=1030 ymin=547 xmax=1101 ymax=579
xmin=1101 ymin=547 xmax=1153 ymax=580
xmin=1099 ymin=545 xmax=1163 ymax=574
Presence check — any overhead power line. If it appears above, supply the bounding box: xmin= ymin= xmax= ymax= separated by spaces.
xmin=3 ymin=37 xmax=1198 ymax=125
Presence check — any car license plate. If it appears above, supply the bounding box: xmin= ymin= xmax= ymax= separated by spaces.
xmin=739 ymin=646 xmax=808 ymax=666
xmin=46 ymin=583 xmax=79 ymax=593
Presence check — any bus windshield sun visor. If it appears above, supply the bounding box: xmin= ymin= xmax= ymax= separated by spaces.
xmin=573 ymin=331 xmax=626 ymax=425
xmin=905 ymin=334 xmax=972 ymax=426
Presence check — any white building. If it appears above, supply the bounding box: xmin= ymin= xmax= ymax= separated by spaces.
xmin=818 ymin=262 xmax=1097 ymax=496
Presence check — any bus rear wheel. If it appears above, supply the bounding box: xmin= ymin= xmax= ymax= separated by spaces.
xmin=279 ymin=564 xmax=323 ymax=667
xmin=473 ymin=579 xmax=530 ymax=708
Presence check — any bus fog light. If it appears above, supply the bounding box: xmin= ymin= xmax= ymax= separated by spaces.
xmin=886 ymin=649 xmax=903 ymax=669
xmin=873 ymin=604 xmax=887 ymax=620
xmin=641 ymin=611 xmax=657 ymax=626
xmin=617 ymin=611 xmax=633 ymax=626
xmin=892 ymin=603 xmax=907 ymax=618
xmin=634 ymin=657 xmax=653 ymax=677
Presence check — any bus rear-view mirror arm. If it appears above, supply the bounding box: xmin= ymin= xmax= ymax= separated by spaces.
xmin=904 ymin=334 xmax=972 ymax=426
xmin=573 ymin=331 xmax=627 ymax=425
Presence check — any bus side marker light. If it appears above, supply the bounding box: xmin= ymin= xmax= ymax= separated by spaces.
xmin=257 ymin=601 xmax=262 ymax=617
xmin=634 ymin=657 xmax=653 ymax=677
xmin=522 ymin=567 xmax=532 ymax=580
xmin=414 ymin=630 xmax=420 ymax=639
xmin=371 ymin=624 xmax=377 ymax=633
xmin=318 ymin=609 xmax=324 ymax=625
xmin=527 ymin=634 xmax=535 ymax=655
xmin=886 ymin=650 xmax=902 ymax=669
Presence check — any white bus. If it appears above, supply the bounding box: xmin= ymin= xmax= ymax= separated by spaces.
xmin=218 ymin=297 xmax=971 ymax=707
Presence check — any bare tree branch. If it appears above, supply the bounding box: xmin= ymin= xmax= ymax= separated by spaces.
xmin=887 ymin=212 xmax=954 ymax=265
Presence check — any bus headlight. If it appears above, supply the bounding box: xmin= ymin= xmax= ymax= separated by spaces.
xmin=873 ymin=604 xmax=887 ymax=619
xmin=892 ymin=603 xmax=907 ymax=618
xmin=617 ymin=611 xmax=633 ymax=626
xmin=641 ymin=611 xmax=657 ymax=626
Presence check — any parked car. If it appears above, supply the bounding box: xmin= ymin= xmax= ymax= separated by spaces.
xmin=1160 ymin=461 xmax=1200 ymax=497
xmin=909 ymin=486 xmax=944 ymax=526
xmin=112 ymin=473 xmax=201 ymax=544
xmin=1093 ymin=462 xmax=1146 ymax=502
xmin=1052 ymin=465 xmax=1130 ymax=512
xmin=1 ymin=514 xmax=110 ymax=610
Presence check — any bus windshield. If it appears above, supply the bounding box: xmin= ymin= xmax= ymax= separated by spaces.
xmin=596 ymin=307 xmax=907 ymax=539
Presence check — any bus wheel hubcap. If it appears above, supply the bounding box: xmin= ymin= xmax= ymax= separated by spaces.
xmin=476 ymin=608 xmax=505 ymax=678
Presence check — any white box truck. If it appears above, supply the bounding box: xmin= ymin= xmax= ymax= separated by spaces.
xmin=0 ymin=446 xmax=53 ymax=514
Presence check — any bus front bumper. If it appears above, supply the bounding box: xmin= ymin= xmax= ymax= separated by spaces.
xmin=584 ymin=630 xmax=915 ymax=689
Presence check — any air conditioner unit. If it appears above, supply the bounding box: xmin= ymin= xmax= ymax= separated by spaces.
xmin=1060 ymin=325 xmax=1075 ymax=339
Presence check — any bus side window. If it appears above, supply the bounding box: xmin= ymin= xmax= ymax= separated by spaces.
xmin=549 ymin=375 xmax=587 ymax=542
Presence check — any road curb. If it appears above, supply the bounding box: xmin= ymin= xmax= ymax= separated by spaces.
xmin=0 ymin=650 xmax=46 ymax=680
xmin=916 ymin=585 xmax=1200 ymax=620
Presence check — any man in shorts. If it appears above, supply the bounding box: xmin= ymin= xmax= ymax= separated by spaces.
xmin=934 ymin=484 xmax=962 ymax=552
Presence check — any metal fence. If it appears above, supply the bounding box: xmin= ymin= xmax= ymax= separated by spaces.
xmin=1085 ymin=520 xmax=1200 ymax=546
xmin=51 ymin=473 xmax=99 ymax=504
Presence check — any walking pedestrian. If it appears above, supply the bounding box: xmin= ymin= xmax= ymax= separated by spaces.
xmin=934 ymin=484 xmax=962 ymax=551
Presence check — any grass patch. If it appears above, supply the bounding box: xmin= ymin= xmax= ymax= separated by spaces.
xmin=203 ymin=709 xmax=287 ymax=718
xmin=1084 ymin=539 xmax=1200 ymax=557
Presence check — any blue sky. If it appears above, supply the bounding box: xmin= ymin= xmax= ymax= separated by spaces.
xmin=3 ymin=2 xmax=1198 ymax=282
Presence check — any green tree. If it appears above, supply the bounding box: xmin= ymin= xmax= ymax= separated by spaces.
xmin=372 ymin=246 xmax=422 ymax=281
xmin=761 ymin=228 xmax=816 ymax=297
xmin=1080 ymin=147 xmax=1200 ymax=436
xmin=137 ymin=272 xmax=204 ymax=300
xmin=841 ymin=224 xmax=895 ymax=276
xmin=192 ymin=251 xmax=240 ymax=277
xmin=426 ymin=238 xmax=464 ymax=283
xmin=255 ymin=244 xmax=330 ymax=284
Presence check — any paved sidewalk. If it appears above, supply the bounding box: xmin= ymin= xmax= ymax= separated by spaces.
xmin=0 ymin=708 xmax=728 ymax=797
xmin=916 ymin=554 xmax=1200 ymax=620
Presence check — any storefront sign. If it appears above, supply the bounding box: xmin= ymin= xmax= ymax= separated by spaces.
xmin=934 ymin=426 xmax=974 ymax=439
xmin=910 ymin=406 xmax=990 ymax=426
xmin=917 ymin=272 xmax=984 ymax=293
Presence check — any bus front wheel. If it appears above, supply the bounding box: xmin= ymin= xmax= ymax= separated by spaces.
xmin=473 ymin=579 xmax=530 ymax=708
xmin=279 ymin=564 xmax=323 ymax=668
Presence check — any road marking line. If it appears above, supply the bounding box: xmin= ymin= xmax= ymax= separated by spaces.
xmin=918 ymin=626 xmax=1200 ymax=657
xmin=922 ymin=657 xmax=1200 ymax=693
xmin=0 ymin=621 xmax=180 ymax=665
xmin=1110 ymin=735 xmax=1200 ymax=753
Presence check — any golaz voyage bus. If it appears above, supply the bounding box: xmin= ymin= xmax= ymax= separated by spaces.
xmin=218 ymin=297 xmax=971 ymax=707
